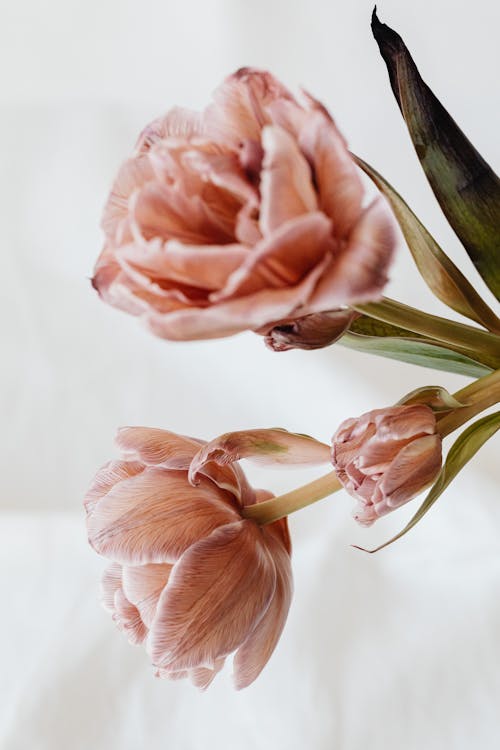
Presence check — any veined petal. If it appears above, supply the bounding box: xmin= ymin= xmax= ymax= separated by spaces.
xmin=116 ymin=427 xmax=202 ymax=469
xmin=190 ymin=658 xmax=226 ymax=690
xmin=259 ymin=125 xmax=317 ymax=235
xmin=87 ymin=469 xmax=240 ymax=565
xmin=101 ymin=562 xmax=123 ymax=611
xmin=122 ymin=563 xmax=172 ymax=628
xmin=84 ymin=460 xmax=144 ymax=515
xmin=121 ymin=240 xmax=249 ymax=292
xmin=101 ymin=155 xmax=155 ymax=244
xmin=299 ymin=108 xmax=363 ymax=238
xmin=233 ymin=529 xmax=292 ymax=689
xmin=135 ymin=108 xmax=205 ymax=153
xmin=148 ymin=520 xmax=276 ymax=672
xmin=378 ymin=434 xmax=442 ymax=508
xmin=307 ymin=198 xmax=395 ymax=310
xmin=189 ymin=428 xmax=331 ymax=485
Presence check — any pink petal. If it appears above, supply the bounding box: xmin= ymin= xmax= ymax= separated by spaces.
xmin=143 ymin=250 xmax=332 ymax=340
xmin=101 ymin=155 xmax=155 ymax=244
xmin=378 ymin=434 xmax=442 ymax=509
xmin=307 ymin=198 xmax=396 ymax=310
xmin=120 ymin=239 xmax=249 ymax=292
xmin=148 ymin=520 xmax=276 ymax=671
xmin=190 ymin=658 xmax=226 ymax=690
xmin=205 ymin=67 xmax=295 ymax=145
xmin=121 ymin=563 xmax=172 ymax=628
xmin=87 ymin=469 xmax=240 ymax=565
xmin=189 ymin=428 xmax=331 ymax=485
xmin=233 ymin=528 xmax=292 ymax=688
xmin=101 ymin=562 xmax=123 ymax=611
xmin=135 ymin=108 xmax=205 ymax=153
xmin=84 ymin=460 xmax=144 ymax=515
xmin=116 ymin=427 xmax=201 ymax=469
xmin=113 ymin=588 xmax=148 ymax=645
xmin=263 ymin=309 xmax=356 ymax=352
xmin=259 ymin=125 xmax=317 ymax=235
xmin=299 ymin=109 xmax=364 ymax=238
xmin=213 ymin=212 xmax=333 ymax=300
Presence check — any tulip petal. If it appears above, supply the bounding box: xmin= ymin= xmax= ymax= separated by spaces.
xmin=212 ymin=212 xmax=333 ymax=300
xmin=206 ymin=67 xmax=295 ymax=145
xmin=101 ymin=155 xmax=155 ymax=244
xmin=113 ymin=588 xmax=148 ymax=645
xmin=122 ymin=563 xmax=172 ymax=628
xmin=135 ymin=107 xmax=205 ymax=152
xmin=84 ymin=460 xmax=145 ymax=515
xmin=189 ymin=428 xmax=331 ymax=485
xmin=101 ymin=563 xmax=123 ymax=611
xmin=149 ymin=520 xmax=276 ymax=671
xmin=116 ymin=427 xmax=202 ymax=469
xmin=308 ymin=198 xmax=395 ymax=310
xmin=378 ymin=434 xmax=442 ymax=508
xmin=144 ymin=251 xmax=332 ymax=340
xmin=233 ymin=529 xmax=292 ymax=688
xmin=120 ymin=239 xmax=249 ymax=292
xmin=299 ymin=109 xmax=364 ymax=238
xmin=190 ymin=658 xmax=226 ymax=690
xmin=263 ymin=309 xmax=356 ymax=352
xmin=87 ymin=469 xmax=240 ymax=565
xmin=259 ymin=125 xmax=317 ymax=234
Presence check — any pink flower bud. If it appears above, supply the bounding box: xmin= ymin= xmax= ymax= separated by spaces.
xmin=93 ymin=68 xmax=395 ymax=341
xmin=85 ymin=427 xmax=292 ymax=689
xmin=263 ymin=309 xmax=356 ymax=351
xmin=331 ymin=405 xmax=442 ymax=526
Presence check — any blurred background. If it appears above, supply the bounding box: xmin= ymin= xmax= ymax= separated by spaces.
xmin=1 ymin=0 xmax=499 ymax=748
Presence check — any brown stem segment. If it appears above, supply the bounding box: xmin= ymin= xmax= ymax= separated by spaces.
xmin=437 ymin=368 xmax=500 ymax=436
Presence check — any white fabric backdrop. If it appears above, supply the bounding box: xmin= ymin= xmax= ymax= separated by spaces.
xmin=1 ymin=0 xmax=499 ymax=748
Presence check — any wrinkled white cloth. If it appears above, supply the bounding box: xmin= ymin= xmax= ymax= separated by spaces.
xmin=1 ymin=0 xmax=499 ymax=748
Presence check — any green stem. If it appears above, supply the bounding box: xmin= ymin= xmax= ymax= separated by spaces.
xmin=353 ymin=297 xmax=500 ymax=369
xmin=437 ymin=368 xmax=500 ymax=436
xmin=242 ymin=471 xmax=342 ymax=525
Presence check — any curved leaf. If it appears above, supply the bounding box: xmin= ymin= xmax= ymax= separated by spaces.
xmin=354 ymin=154 xmax=500 ymax=333
xmin=356 ymin=410 xmax=500 ymax=553
xmin=372 ymin=8 xmax=500 ymax=300
xmin=397 ymin=386 xmax=465 ymax=412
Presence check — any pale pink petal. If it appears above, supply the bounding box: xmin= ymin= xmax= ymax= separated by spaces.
xmin=205 ymin=68 xmax=295 ymax=145
xmin=101 ymin=563 xmax=123 ymax=611
xmin=259 ymin=125 xmax=317 ymax=235
xmin=233 ymin=529 xmax=292 ymax=688
xmin=101 ymin=155 xmax=155 ymax=244
xmin=87 ymin=469 xmax=240 ymax=565
xmin=143 ymin=251 xmax=332 ymax=340
xmin=130 ymin=182 xmax=233 ymax=245
xmin=116 ymin=427 xmax=201 ymax=469
xmin=307 ymin=198 xmax=395 ymax=310
xmin=377 ymin=435 xmax=442 ymax=509
xmin=120 ymin=239 xmax=249 ymax=291
xmin=182 ymin=149 xmax=258 ymax=206
xmin=148 ymin=520 xmax=276 ymax=671
xmin=189 ymin=428 xmax=331 ymax=485
xmin=122 ymin=563 xmax=172 ymax=628
xmin=113 ymin=588 xmax=148 ymax=644
xmin=190 ymin=658 xmax=226 ymax=690
xmin=213 ymin=212 xmax=333 ymax=300
xmin=84 ymin=460 xmax=144 ymax=515
xmin=299 ymin=108 xmax=364 ymax=238
xmin=135 ymin=108 xmax=205 ymax=152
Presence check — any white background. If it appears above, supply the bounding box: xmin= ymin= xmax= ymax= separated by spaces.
xmin=1 ymin=0 xmax=499 ymax=748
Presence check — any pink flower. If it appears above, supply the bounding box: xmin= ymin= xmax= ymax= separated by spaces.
xmin=331 ymin=405 xmax=442 ymax=526
xmin=84 ymin=427 xmax=328 ymax=688
xmin=93 ymin=68 xmax=395 ymax=341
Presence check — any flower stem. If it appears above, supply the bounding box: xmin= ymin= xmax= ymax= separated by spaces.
xmin=353 ymin=297 xmax=500 ymax=369
xmin=242 ymin=471 xmax=342 ymax=525
xmin=437 ymin=368 xmax=500 ymax=437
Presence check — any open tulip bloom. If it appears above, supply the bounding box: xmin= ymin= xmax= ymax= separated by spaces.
xmin=86 ymin=9 xmax=500 ymax=687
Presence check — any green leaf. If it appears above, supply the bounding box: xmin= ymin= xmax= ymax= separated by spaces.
xmin=396 ymin=386 xmax=465 ymax=412
xmin=371 ymin=8 xmax=500 ymax=300
xmin=356 ymin=411 xmax=500 ymax=553
xmin=340 ymin=315 xmax=493 ymax=378
xmin=354 ymin=155 xmax=500 ymax=334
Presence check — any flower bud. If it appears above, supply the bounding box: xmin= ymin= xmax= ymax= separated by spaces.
xmin=263 ymin=310 xmax=356 ymax=351
xmin=332 ymin=404 xmax=442 ymax=525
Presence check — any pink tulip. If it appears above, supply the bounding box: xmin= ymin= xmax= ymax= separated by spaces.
xmin=93 ymin=68 xmax=395 ymax=341
xmin=85 ymin=426 xmax=329 ymax=688
xmin=332 ymin=405 xmax=442 ymax=526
